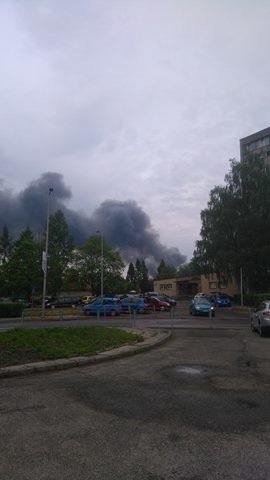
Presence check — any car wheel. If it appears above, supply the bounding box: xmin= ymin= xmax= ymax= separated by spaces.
xmin=160 ymin=306 xmax=165 ymax=311
xmin=110 ymin=310 xmax=116 ymax=317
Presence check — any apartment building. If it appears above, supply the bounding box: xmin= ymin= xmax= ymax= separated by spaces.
xmin=240 ymin=126 xmax=270 ymax=164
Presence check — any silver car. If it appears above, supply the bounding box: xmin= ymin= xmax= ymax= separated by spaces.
xmin=250 ymin=301 xmax=270 ymax=336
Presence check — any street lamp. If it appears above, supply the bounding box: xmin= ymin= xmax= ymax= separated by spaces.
xmin=41 ymin=188 xmax=54 ymax=319
xmin=96 ymin=230 xmax=104 ymax=298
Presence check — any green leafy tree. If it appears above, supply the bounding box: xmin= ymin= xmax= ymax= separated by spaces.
xmin=193 ymin=155 xmax=270 ymax=292
xmin=2 ymin=227 xmax=42 ymax=298
xmin=0 ymin=225 xmax=12 ymax=262
xmin=177 ymin=260 xmax=201 ymax=278
xmin=46 ymin=210 xmax=74 ymax=295
xmin=64 ymin=235 xmax=124 ymax=295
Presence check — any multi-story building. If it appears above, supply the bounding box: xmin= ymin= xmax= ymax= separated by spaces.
xmin=240 ymin=126 xmax=270 ymax=164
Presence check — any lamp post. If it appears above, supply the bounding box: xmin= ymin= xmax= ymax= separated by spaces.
xmin=96 ymin=230 xmax=104 ymax=298
xmin=240 ymin=266 xmax=243 ymax=307
xmin=41 ymin=188 xmax=54 ymax=319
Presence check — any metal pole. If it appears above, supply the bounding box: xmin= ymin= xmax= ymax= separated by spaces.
xmin=101 ymin=233 xmax=104 ymax=298
xmin=41 ymin=188 xmax=53 ymax=319
xmin=240 ymin=266 xmax=243 ymax=307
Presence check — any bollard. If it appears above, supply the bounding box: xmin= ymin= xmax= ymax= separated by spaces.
xmin=209 ymin=308 xmax=213 ymax=329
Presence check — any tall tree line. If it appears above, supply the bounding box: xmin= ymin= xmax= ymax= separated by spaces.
xmin=193 ymin=155 xmax=270 ymax=292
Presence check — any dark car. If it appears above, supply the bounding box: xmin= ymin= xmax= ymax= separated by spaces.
xmin=120 ymin=297 xmax=152 ymax=314
xmin=46 ymin=296 xmax=81 ymax=308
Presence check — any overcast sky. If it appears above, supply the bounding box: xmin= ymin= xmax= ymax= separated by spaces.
xmin=1 ymin=0 xmax=270 ymax=260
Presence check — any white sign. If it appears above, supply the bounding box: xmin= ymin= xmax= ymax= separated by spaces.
xmin=42 ymin=251 xmax=47 ymax=273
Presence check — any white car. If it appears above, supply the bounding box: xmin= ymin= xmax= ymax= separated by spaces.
xmin=250 ymin=301 xmax=270 ymax=336
xmin=194 ymin=292 xmax=207 ymax=299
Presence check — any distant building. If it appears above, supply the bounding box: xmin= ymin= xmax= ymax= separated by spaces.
xmin=153 ymin=273 xmax=239 ymax=298
xmin=240 ymin=127 xmax=270 ymax=165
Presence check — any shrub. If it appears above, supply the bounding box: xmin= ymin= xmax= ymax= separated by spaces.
xmin=0 ymin=302 xmax=24 ymax=318
xmin=235 ymin=293 xmax=270 ymax=307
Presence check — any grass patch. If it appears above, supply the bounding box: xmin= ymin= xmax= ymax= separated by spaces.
xmin=0 ymin=326 xmax=143 ymax=367
xmin=23 ymin=307 xmax=83 ymax=318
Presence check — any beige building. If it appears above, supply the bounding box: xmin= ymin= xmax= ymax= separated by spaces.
xmin=153 ymin=273 xmax=239 ymax=298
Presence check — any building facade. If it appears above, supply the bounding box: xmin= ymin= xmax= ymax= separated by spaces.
xmin=153 ymin=273 xmax=239 ymax=299
xmin=240 ymin=127 xmax=270 ymax=165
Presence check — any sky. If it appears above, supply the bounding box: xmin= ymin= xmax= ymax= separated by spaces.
xmin=1 ymin=0 xmax=270 ymax=267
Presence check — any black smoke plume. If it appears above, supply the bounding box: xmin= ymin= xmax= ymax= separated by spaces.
xmin=0 ymin=173 xmax=186 ymax=272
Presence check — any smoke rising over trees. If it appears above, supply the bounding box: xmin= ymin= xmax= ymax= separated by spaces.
xmin=0 ymin=172 xmax=186 ymax=272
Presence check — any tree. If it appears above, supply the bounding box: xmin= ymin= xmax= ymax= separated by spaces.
xmin=156 ymin=259 xmax=177 ymax=279
xmin=193 ymin=155 xmax=270 ymax=292
xmin=46 ymin=210 xmax=74 ymax=295
xmin=126 ymin=262 xmax=136 ymax=290
xmin=177 ymin=260 xmax=200 ymax=278
xmin=2 ymin=228 xmax=42 ymax=298
xmin=64 ymin=235 xmax=125 ymax=295
xmin=139 ymin=260 xmax=152 ymax=293
xmin=0 ymin=225 xmax=12 ymax=262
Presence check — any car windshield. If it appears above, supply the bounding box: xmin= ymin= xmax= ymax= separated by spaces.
xmin=195 ymin=298 xmax=211 ymax=305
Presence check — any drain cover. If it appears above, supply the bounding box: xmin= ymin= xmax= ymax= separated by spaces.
xmin=175 ymin=366 xmax=205 ymax=375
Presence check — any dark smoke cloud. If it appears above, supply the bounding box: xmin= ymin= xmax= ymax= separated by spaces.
xmin=0 ymin=173 xmax=186 ymax=273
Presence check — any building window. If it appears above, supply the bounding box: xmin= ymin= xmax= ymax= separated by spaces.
xmin=160 ymin=284 xmax=173 ymax=290
xmin=209 ymin=282 xmax=217 ymax=289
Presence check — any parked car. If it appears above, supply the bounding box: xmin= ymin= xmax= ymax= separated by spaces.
xmin=250 ymin=301 xmax=270 ymax=336
xmin=45 ymin=296 xmax=81 ymax=308
xmin=210 ymin=293 xmax=232 ymax=307
xmin=194 ymin=292 xmax=208 ymax=299
xmin=83 ymin=297 xmax=121 ymax=316
xmin=146 ymin=296 xmax=171 ymax=311
xmin=157 ymin=294 xmax=177 ymax=307
xmin=189 ymin=297 xmax=215 ymax=317
xmin=120 ymin=297 xmax=152 ymax=314
xmin=81 ymin=295 xmax=94 ymax=305
xmin=145 ymin=293 xmax=176 ymax=307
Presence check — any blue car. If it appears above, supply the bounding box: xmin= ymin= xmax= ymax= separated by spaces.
xmin=210 ymin=294 xmax=231 ymax=307
xmin=83 ymin=297 xmax=121 ymax=316
xmin=189 ymin=298 xmax=215 ymax=317
xmin=120 ymin=297 xmax=152 ymax=314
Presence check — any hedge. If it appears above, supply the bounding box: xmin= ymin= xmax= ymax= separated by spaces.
xmin=234 ymin=293 xmax=270 ymax=307
xmin=0 ymin=302 xmax=24 ymax=318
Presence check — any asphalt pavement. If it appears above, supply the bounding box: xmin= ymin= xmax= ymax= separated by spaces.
xmin=1 ymin=326 xmax=270 ymax=479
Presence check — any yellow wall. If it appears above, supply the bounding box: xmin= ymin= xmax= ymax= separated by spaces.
xmin=154 ymin=273 xmax=239 ymax=298
xmin=153 ymin=278 xmax=179 ymax=297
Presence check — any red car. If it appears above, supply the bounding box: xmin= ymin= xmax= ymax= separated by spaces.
xmin=146 ymin=296 xmax=171 ymax=311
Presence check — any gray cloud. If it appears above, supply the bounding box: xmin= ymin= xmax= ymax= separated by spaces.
xmin=1 ymin=1 xmax=270 ymax=259
xmin=0 ymin=173 xmax=186 ymax=272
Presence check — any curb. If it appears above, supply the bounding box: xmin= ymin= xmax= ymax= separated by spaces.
xmin=0 ymin=328 xmax=171 ymax=379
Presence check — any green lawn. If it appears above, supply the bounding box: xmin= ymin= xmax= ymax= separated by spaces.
xmin=0 ymin=326 xmax=143 ymax=367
